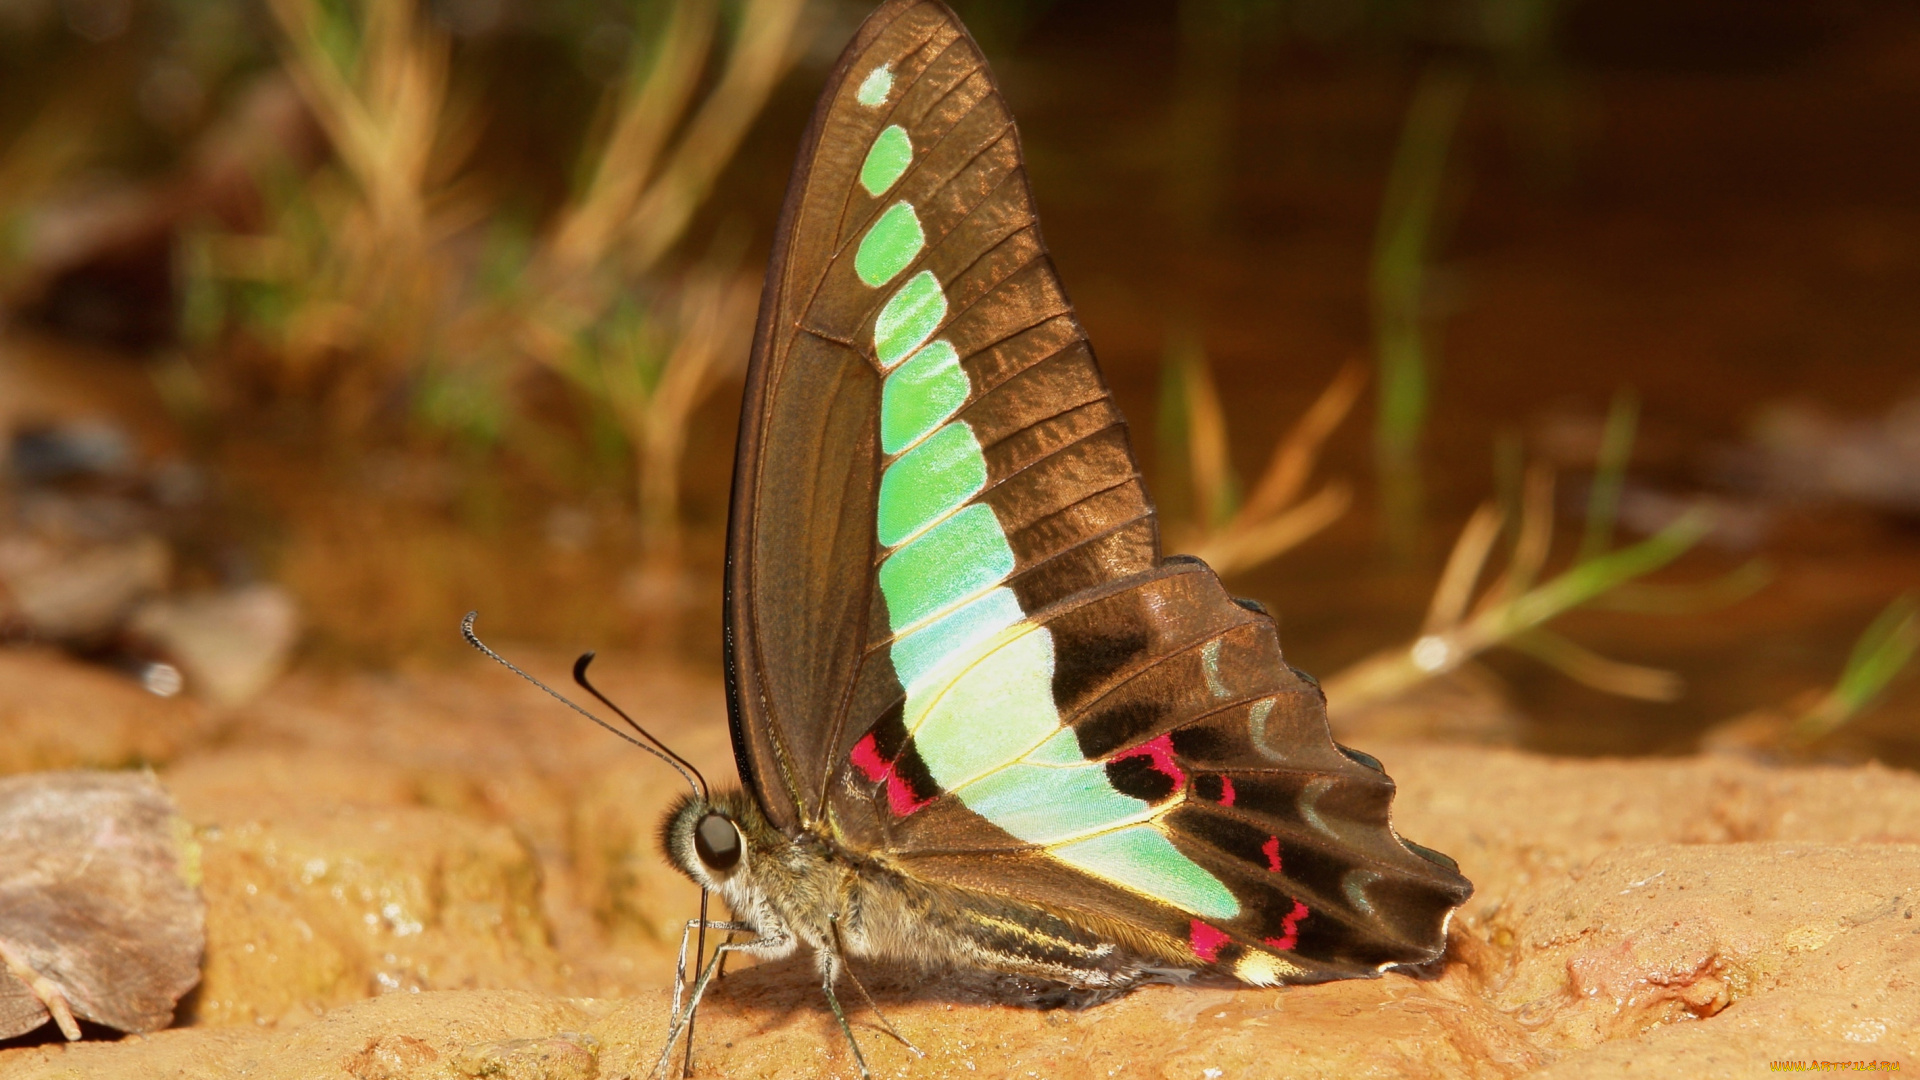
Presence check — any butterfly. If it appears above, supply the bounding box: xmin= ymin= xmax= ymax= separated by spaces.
xmin=631 ymin=0 xmax=1471 ymax=1074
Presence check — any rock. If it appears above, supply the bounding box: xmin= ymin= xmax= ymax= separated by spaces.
xmin=6 ymin=421 xmax=135 ymax=484
xmin=1379 ymin=744 xmax=1920 ymax=924
xmin=6 ymin=663 xmax=1918 ymax=1076
xmin=0 ymin=647 xmax=207 ymax=776
xmin=1725 ymin=396 xmax=1920 ymax=514
xmin=177 ymin=798 xmax=562 ymax=1027
xmin=0 ymin=771 xmax=204 ymax=1041
xmin=448 ymin=1030 xmax=600 ymax=1080
xmin=0 ymin=990 xmax=608 ymax=1080
xmin=127 ymin=585 xmax=301 ymax=705
xmin=1483 ymin=843 xmax=1919 ymax=1055
xmin=0 ymin=533 xmax=169 ymax=641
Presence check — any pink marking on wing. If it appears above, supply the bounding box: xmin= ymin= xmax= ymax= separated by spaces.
xmin=851 ymin=733 xmax=933 ymax=817
xmin=1113 ymin=733 xmax=1186 ymax=787
xmin=1263 ymin=900 xmax=1309 ymax=951
xmin=1218 ymin=776 xmax=1236 ymax=807
xmin=885 ymin=771 xmax=932 ymax=817
xmin=850 ymin=733 xmax=889 ymax=783
xmin=1262 ymin=835 xmax=1282 ymax=873
xmin=1190 ymin=919 xmax=1231 ymax=963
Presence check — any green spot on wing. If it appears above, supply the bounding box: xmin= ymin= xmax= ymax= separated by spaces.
xmin=877 ymin=422 xmax=986 ymax=547
xmin=1023 ymin=727 xmax=1085 ymax=766
xmin=857 ymin=64 xmax=893 ymax=107
xmin=881 ymin=340 xmax=968 ymax=455
xmin=910 ymin=627 xmax=1058 ymax=787
xmin=874 ymin=270 xmax=947 ymax=369
xmin=878 ymin=502 xmax=1013 ymax=631
xmin=1051 ymin=826 xmax=1241 ymax=920
xmin=860 ymin=125 xmax=913 ymax=196
xmin=890 ymin=586 xmax=1024 ymax=692
xmin=855 ymin=202 xmax=924 ymax=288
xmin=955 ymin=761 xmax=1149 ymax=844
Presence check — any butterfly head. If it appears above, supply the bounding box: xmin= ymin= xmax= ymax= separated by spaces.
xmin=660 ymin=788 xmax=777 ymax=892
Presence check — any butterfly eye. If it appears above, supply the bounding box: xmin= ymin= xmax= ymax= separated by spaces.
xmin=693 ymin=813 xmax=743 ymax=874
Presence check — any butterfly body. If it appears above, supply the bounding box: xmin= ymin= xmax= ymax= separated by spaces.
xmin=653 ymin=0 xmax=1472 ymax=1067
xmin=664 ymin=790 xmax=1180 ymax=998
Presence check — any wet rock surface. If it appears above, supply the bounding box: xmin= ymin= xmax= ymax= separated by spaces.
xmin=0 ymin=651 xmax=1913 ymax=1077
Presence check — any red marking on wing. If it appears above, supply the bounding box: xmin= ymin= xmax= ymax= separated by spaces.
xmin=1112 ymin=733 xmax=1186 ymax=788
xmin=850 ymin=733 xmax=932 ymax=817
xmin=1263 ymin=901 xmax=1309 ymax=951
xmin=1262 ymin=835 xmax=1282 ymax=873
xmin=851 ymin=733 xmax=889 ymax=782
xmin=1218 ymin=776 xmax=1236 ymax=807
xmin=1190 ymin=919 xmax=1231 ymax=963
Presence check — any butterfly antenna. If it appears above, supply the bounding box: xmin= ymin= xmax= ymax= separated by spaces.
xmin=572 ymin=649 xmax=709 ymax=802
xmin=461 ymin=612 xmax=707 ymax=801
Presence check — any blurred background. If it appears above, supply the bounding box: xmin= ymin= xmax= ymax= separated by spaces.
xmin=2 ymin=0 xmax=1917 ymax=766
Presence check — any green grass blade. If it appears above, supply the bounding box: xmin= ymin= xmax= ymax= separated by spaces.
xmin=1371 ymin=62 xmax=1471 ymax=556
xmin=1500 ymin=508 xmax=1713 ymax=633
xmin=1578 ymin=388 xmax=1638 ymax=562
xmin=1792 ymin=594 xmax=1920 ymax=745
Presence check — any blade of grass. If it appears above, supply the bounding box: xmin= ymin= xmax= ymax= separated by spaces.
xmin=1790 ymin=595 xmax=1920 ymax=746
xmin=1237 ymin=361 xmax=1365 ymax=524
xmin=1324 ymin=507 xmax=1711 ymax=712
xmin=1578 ymin=387 xmax=1638 ymax=561
xmin=549 ymin=0 xmax=720 ymax=276
xmin=1422 ymin=502 xmax=1503 ymax=634
xmin=1493 ymin=427 xmax=1525 ymax=551
xmin=1500 ymin=509 xmax=1712 ymax=632
xmin=1372 ymin=62 xmax=1470 ymax=557
xmin=1509 ymin=627 xmax=1683 ymax=701
xmin=1166 ymin=328 xmax=1238 ymax=532
xmin=1156 ymin=332 xmax=1196 ymax=536
xmin=1192 ymin=480 xmax=1351 ymax=575
xmin=1477 ymin=461 xmax=1555 ymax=610
xmin=1590 ymin=559 xmax=1773 ymax=615
xmin=623 ymin=0 xmax=810 ymax=274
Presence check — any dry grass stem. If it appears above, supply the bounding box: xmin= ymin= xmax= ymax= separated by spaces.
xmin=548 ymin=0 xmax=722 ymax=277
xmin=1422 ymin=502 xmax=1501 ymax=635
xmin=630 ymin=271 xmax=759 ymax=557
xmin=1181 ymin=344 xmax=1235 ymax=531
xmin=1240 ymin=362 xmax=1366 ymax=521
xmin=266 ymin=0 xmax=449 ymax=245
xmin=1324 ymin=461 xmax=1708 ymax=715
xmin=1478 ymin=462 xmax=1555 ymax=611
xmin=1509 ymin=627 xmax=1684 ymax=701
xmin=622 ymin=0 xmax=810 ymax=276
xmin=1191 ymin=481 xmax=1352 ymax=573
xmin=1174 ymin=361 xmax=1363 ymax=576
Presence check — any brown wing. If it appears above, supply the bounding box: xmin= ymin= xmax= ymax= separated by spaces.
xmin=725 ymin=0 xmax=1152 ymax=832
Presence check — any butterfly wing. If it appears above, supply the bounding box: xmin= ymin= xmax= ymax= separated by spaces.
xmin=726 ymin=0 xmax=1470 ymax=979
xmin=837 ymin=558 xmax=1469 ymax=981
xmin=727 ymin=0 xmax=1153 ymax=832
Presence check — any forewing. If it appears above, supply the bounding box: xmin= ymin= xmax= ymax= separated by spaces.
xmin=727 ymin=0 xmax=1152 ymax=831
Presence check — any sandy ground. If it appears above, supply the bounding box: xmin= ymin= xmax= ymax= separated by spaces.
xmin=0 ymin=648 xmax=1914 ymax=1078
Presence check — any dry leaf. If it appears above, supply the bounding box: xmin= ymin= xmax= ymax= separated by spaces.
xmin=0 ymin=770 xmax=205 ymax=1040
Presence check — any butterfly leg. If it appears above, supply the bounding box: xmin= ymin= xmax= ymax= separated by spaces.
xmin=669 ymin=918 xmax=754 ymax=1033
xmin=826 ymin=912 xmax=922 ymax=1057
xmin=818 ymin=962 xmax=874 ymax=1080
xmin=657 ymin=919 xmax=763 ymax=1079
